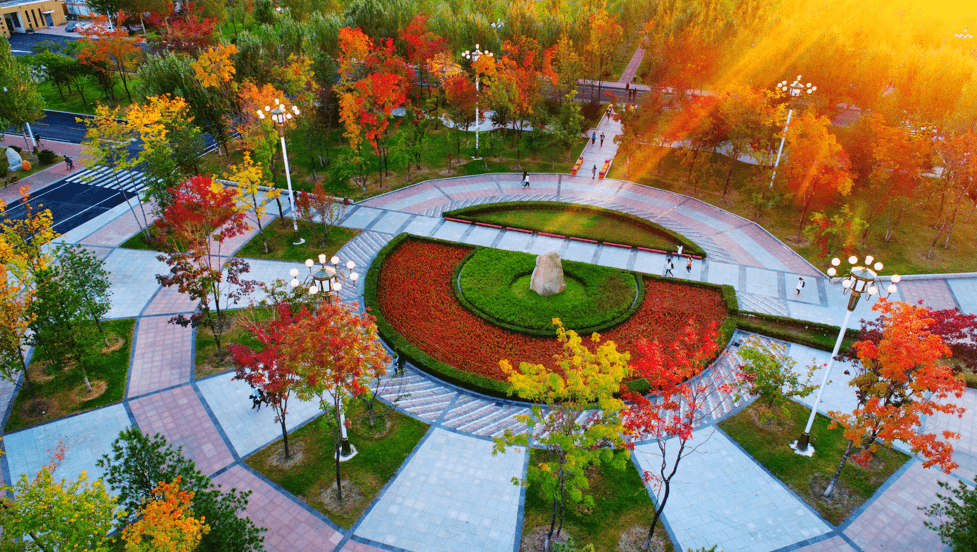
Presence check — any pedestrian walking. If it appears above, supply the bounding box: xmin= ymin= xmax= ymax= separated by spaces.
xmin=591 ymin=131 xmax=597 ymax=146
xmin=599 ymin=132 xmax=605 ymax=147
xmin=625 ymin=82 xmax=630 ymax=101
xmin=34 ymin=133 xmax=41 ymax=149
xmin=666 ymin=251 xmax=673 ymax=264
xmin=664 ymin=261 xmax=674 ymax=277
xmin=676 ymin=245 xmax=683 ymax=256
xmin=63 ymin=155 xmax=74 ymax=171
xmin=521 ymin=171 xmax=530 ymax=188
xmin=592 ymin=165 xmax=597 ymax=179
xmin=686 ymin=257 xmax=693 ymax=273
xmin=795 ymin=277 xmax=805 ymax=296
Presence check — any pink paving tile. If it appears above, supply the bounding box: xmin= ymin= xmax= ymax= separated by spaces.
xmin=738 ymin=225 xmax=822 ymax=276
xmin=898 ymin=279 xmax=959 ymax=311
xmin=141 ymin=284 xmax=199 ymax=316
xmin=129 ymin=384 xmax=234 ymax=475
xmin=338 ymin=540 xmax=387 ymax=552
xmin=843 ymin=462 xmax=947 ymax=552
xmin=216 ymin=211 xmax=277 ymax=256
xmin=360 ymin=181 xmax=444 ymax=210
xmin=80 ymin=209 xmax=158 ymax=247
xmin=80 ymin=245 xmax=114 ymax=261
xmin=214 ymin=465 xmax=344 ymax=552
xmin=127 ymin=317 xmax=194 ymax=397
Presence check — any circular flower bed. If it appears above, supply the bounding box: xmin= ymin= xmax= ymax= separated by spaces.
xmin=373 ymin=237 xmax=729 ymax=385
xmin=455 ymin=248 xmax=640 ymax=335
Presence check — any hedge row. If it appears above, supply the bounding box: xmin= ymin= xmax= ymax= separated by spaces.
xmin=443 ymin=201 xmax=708 ymax=258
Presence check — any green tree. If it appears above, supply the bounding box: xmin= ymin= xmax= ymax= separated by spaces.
xmin=29 ymin=244 xmax=112 ymax=392
xmin=97 ymin=427 xmax=265 ymax=551
xmin=923 ymin=476 xmax=977 ymax=551
xmin=734 ymin=337 xmax=816 ymax=420
xmin=494 ymin=321 xmax=629 ymax=552
xmin=0 ymin=37 xmax=46 ymax=155
xmin=0 ymin=464 xmax=120 ymax=551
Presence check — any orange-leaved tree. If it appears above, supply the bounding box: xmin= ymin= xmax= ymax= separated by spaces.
xmin=284 ymin=301 xmax=390 ymax=502
xmin=622 ymin=320 xmax=735 ymax=552
xmin=825 ymin=300 xmax=966 ymax=497
xmin=122 ymin=476 xmax=210 ymax=552
xmin=781 ymin=111 xmax=853 ymax=238
xmin=78 ymin=12 xmax=144 ymax=104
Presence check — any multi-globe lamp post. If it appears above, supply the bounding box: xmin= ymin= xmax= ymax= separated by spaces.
xmin=461 ymin=44 xmax=493 ymax=160
xmin=769 ymin=76 xmax=816 ymax=188
xmin=257 ymin=98 xmax=304 ymax=245
xmin=288 ymin=254 xmax=360 ymax=457
xmin=792 ymin=255 xmax=900 ymax=455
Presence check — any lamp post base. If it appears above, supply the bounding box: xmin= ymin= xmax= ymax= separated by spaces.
xmin=341 ymin=438 xmax=352 ymax=458
xmin=292 ymin=236 xmax=305 ymax=245
xmin=337 ymin=443 xmax=358 ymax=462
xmin=471 ymin=156 xmax=482 ymax=161
xmin=790 ymin=433 xmax=815 ymax=457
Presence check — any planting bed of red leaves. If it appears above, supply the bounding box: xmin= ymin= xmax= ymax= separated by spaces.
xmin=377 ymin=238 xmax=729 ymax=383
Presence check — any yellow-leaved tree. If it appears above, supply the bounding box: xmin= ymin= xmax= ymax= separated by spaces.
xmin=493 ymin=320 xmax=630 ymax=552
xmin=224 ymin=152 xmax=271 ymax=254
xmin=122 ymin=476 xmax=210 ymax=552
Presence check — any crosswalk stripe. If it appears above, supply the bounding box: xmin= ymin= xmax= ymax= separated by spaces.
xmin=67 ymin=167 xmax=147 ymax=194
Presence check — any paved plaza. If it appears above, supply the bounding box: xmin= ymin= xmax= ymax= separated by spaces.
xmin=2 ymin=66 xmax=974 ymax=549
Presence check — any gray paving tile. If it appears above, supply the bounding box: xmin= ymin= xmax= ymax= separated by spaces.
xmin=948 ymin=278 xmax=977 ymax=315
xmin=343 ymin=206 xmax=384 ymax=229
xmin=746 ymin=267 xmax=781 ymax=297
xmin=196 ymin=373 xmax=324 ymax=458
xmin=355 ymin=428 xmax=524 ymax=552
xmin=597 ymin=245 xmax=632 ymax=270
xmin=462 ymin=225 xmax=502 ymax=247
xmin=4 ymin=404 xmax=131 ymax=487
xmin=402 ymin=216 xmax=442 ymax=237
xmin=705 ymin=262 xmax=740 ymax=287
xmin=103 ymin=249 xmax=167 ymax=319
xmin=368 ymin=210 xmax=412 ymax=234
xmin=561 ymin=241 xmax=599 ymax=263
xmin=432 ymin=220 xmax=471 ymax=242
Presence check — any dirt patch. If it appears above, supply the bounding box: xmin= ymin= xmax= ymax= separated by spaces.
xmin=809 ymin=473 xmax=860 ymax=517
xmin=101 ymin=334 xmax=125 ymax=354
xmin=70 ymin=380 xmax=108 ymax=402
xmin=265 ymin=440 xmax=306 ymax=470
xmin=318 ymin=478 xmax=367 ymax=516
xmin=618 ymin=525 xmax=671 ymax=552
xmin=26 ymin=362 xmax=56 ymax=385
xmin=520 ymin=525 xmax=576 ymax=552
xmin=17 ymin=398 xmax=56 ymax=420
xmin=747 ymin=405 xmax=793 ymax=433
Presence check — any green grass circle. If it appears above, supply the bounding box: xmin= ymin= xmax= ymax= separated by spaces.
xmin=454 ymin=248 xmax=641 ymax=335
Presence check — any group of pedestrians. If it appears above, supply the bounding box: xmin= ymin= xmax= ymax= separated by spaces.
xmin=664 ymin=246 xmax=693 ymax=277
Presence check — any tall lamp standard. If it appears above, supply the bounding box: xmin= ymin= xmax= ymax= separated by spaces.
xmin=289 ymin=255 xmax=361 ymax=457
xmin=769 ymin=76 xmax=816 ymax=188
xmin=461 ymin=44 xmax=493 ymax=160
xmin=257 ymin=99 xmax=304 ymax=245
xmin=791 ymin=255 xmax=900 ymax=455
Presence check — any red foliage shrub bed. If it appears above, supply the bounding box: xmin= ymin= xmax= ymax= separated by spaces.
xmin=376 ymin=239 xmax=728 ymax=382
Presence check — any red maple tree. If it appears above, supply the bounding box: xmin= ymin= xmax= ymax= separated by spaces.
xmin=78 ymin=13 xmax=143 ymax=104
xmin=154 ymin=175 xmax=258 ymax=351
xmin=622 ymin=321 xmax=734 ymax=552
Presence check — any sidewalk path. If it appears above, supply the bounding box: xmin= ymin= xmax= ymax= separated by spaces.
xmin=0 ymin=174 xmax=969 ymax=552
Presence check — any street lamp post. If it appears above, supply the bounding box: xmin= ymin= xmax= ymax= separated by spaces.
xmin=791 ymin=255 xmax=900 ymax=455
xmin=289 ymin=255 xmax=360 ymax=457
xmin=257 ymin=99 xmax=304 ymax=245
xmin=769 ymin=76 xmax=816 ymax=188
xmin=461 ymin=44 xmax=493 ymax=160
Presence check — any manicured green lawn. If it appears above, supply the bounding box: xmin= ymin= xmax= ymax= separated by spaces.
xmin=234 ymin=218 xmax=360 ymax=263
xmin=457 ymin=247 xmax=639 ymax=333
xmin=37 ymin=77 xmax=137 ymax=115
xmin=5 ymin=318 xmax=136 ymax=433
xmin=719 ymin=400 xmax=910 ymax=526
xmin=246 ymin=400 xmax=429 ymax=529
xmin=445 ymin=201 xmax=702 ymax=255
xmin=522 ymin=449 xmax=671 ymax=552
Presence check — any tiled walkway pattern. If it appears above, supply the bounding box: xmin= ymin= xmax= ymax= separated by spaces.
xmin=2 ymin=138 xmax=975 ymax=550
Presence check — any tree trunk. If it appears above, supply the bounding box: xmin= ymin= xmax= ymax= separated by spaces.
xmin=824 ymin=440 xmax=854 ymax=497
xmin=275 ymin=196 xmax=286 ymax=228
xmin=642 ymin=481 xmax=670 ymax=551
xmin=334 ymin=406 xmax=344 ymax=502
xmin=280 ymin=413 xmax=290 ymax=458
xmin=251 ymin=192 xmax=268 ymax=254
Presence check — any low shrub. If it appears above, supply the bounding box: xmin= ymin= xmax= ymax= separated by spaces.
xmin=38 ymin=149 xmax=58 ymax=165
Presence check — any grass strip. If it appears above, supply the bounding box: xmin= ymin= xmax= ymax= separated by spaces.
xmin=245 ymin=400 xmax=428 ymax=529
xmin=6 ymin=318 xmax=136 ymax=433
xmin=719 ymin=400 xmax=910 ymax=526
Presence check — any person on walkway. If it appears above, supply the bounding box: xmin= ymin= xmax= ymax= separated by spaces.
xmin=64 ymin=155 xmax=74 ymax=171
xmin=34 ymin=133 xmax=41 ymax=149
xmin=676 ymin=245 xmax=683 ymax=256
xmin=625 ymin=82 xmax=630 ymax=102
xmin=521 ymin=171 xmax=530 ymax=188
xmin=686 ymin=257 xmax=693 ymax=273
xmin=796 ymin=277 xmax=805 ymax=296
xmin=591 ymin=131 xmax=597 ymax=146
xmin=599 ymin=132 xmax=605 ymax=147
xmin=592 ymin=165 xmax=597 ymax=179
xmin=664 ymin=261 xmax=674 ymax=277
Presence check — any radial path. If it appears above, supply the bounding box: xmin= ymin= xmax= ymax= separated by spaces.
xmin=0 ymin=175 xmax=970 ymax=552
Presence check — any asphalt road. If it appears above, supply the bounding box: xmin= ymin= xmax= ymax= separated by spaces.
xmin=7 ymin=32 xmax=81 ymax=56
xmin=2 ymin=177 xmax=144 ymax=236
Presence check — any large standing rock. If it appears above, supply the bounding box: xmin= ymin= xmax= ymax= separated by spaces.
xmin=6 ymin=147 xmax=23 ymax=172
xmin=530 ymin=249 xmax=567 ymax=296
